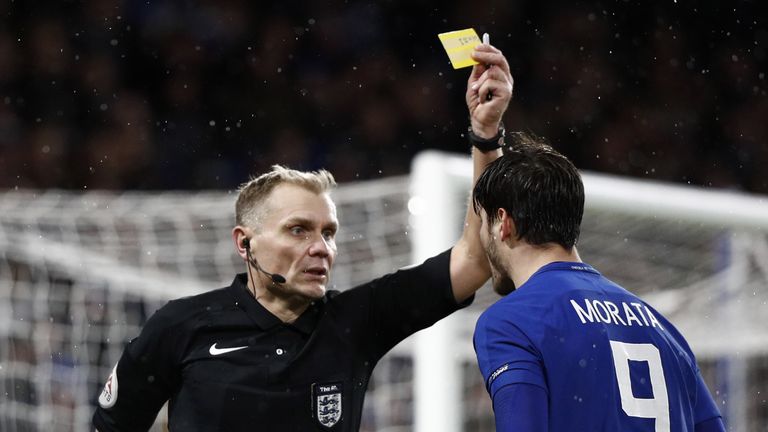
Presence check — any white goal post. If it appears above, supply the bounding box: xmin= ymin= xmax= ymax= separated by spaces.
xmin=1 ymin=150 xmax=767 ymax=432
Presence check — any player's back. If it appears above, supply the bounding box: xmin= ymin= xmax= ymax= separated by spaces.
xmin=475 ymin=262 xmax=722 ymax=431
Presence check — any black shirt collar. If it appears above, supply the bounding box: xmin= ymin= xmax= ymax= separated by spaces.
xmin=292 ymin=300 xmax=321 ymax=335
xmin=229 ymin=273 xmax=321 ymax=335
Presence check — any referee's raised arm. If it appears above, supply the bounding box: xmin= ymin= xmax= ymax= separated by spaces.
xmin=449 ymin=42 xmax=513 ymax=303
xmin=92 ymin=39 xmax=516 ymax=432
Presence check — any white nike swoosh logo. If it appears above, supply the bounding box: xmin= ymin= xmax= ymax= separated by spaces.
xmin=209 ymin=343 xmax=249 ymax=356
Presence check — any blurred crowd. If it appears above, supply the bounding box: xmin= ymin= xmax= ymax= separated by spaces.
xmin=0 ymin=0 xmax=765 ymax=192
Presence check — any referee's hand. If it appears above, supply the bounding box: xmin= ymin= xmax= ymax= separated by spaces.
xmin=466 ymin=43 xmax=513 ymax=138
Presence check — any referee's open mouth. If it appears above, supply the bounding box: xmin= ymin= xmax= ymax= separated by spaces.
xmin=304 ymin=266 xmax=329 ymax=278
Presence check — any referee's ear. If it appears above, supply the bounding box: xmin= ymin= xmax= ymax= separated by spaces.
xmin=232 ymin=226 xmax=250 ymax=260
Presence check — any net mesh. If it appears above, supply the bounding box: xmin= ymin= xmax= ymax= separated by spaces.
xmin=0 ymin=179 xmax=414 ymax=432
xmin=1 ymin=163 xmax=767 ymax=431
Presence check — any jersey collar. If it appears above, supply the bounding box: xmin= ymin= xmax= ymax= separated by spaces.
xmin=291 ymin=301 xmax=321 ymax=335
xmin=531 ymin=261 xmax=600 ymax=278
xmin=230 ymin=273 xmax=282 ymax=329
xmin=229 ymin=273 xmax=321 ymax=334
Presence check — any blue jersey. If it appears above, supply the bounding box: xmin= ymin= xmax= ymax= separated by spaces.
xmin=474 ymin=262 xmax=723 ymax=432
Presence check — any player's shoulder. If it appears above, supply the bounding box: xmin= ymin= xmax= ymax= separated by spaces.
xmin=475 ymin=298 xmax=535 ymax=347
xmin=478 ymin=290 xmax=546 ymax=329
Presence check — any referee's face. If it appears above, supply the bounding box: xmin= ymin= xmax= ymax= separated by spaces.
xmin=255 ymin=183 xmax=339 ymax=301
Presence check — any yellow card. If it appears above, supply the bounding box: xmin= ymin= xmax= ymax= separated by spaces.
xmin=437 ymin=28 xmax=482 ymax=69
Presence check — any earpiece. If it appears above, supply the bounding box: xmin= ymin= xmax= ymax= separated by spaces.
xmin=242 ymin=237 xmax=286 ymax=284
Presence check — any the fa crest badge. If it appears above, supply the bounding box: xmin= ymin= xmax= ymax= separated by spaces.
xmin=98 ymin=363 xmax=119 ymax=408
xmin=312 ymin=381 xmax=343 ymax=428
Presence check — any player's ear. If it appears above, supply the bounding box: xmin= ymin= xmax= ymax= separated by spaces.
xmin=497 ymin=209 xmax=515 ymax=241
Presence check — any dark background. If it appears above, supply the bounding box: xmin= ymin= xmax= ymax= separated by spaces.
xmin=1 ymin=0 xmax=765 ymax=192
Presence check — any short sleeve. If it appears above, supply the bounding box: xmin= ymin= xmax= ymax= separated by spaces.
xmin=473 ymin=306 xmax=547 ymax=399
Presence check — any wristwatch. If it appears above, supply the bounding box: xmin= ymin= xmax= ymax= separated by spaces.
xmin=467 ymin=124 xmax=505 ymax=152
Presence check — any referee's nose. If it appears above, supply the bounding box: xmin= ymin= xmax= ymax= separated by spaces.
xmin=307 ymin=233 xmax=333 ymax=259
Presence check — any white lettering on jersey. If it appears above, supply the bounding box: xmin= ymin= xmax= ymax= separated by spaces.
xmin=605 ymin=301 xmax=627 ymax=326
xmin=623 ymin=302 xmax=643 ymax=326
xmin=98 ymin=363 xmax=119 ymax=408
xmin=631 ymin=302 xmax=651 ymax=326
xmin=570 ymin=298 xmax=663 ymax=329
xmin=488 ymin=363 xmax=509 ymax=387
xmin=570 ymin=299 xmax=598 ymax=323
xmin=645 ymin=307 xmax=663 ymax=330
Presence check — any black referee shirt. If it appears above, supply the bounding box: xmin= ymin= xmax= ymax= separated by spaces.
xmin=93 ymin=248 xmax=471 ymax=431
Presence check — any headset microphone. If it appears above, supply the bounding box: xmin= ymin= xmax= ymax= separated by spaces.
xmin=242 ymin=238 xmax=287 ymax=284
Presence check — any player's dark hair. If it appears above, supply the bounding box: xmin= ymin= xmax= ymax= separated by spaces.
xmin=473 ymin=132 xmax=584 ymax=249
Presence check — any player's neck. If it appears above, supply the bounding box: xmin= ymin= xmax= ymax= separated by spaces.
xmin=508 ymin=243 xmax=581 ymax=288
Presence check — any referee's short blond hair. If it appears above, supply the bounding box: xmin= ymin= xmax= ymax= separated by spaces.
xmin=235 ymin=165 xmax=336 ymax=231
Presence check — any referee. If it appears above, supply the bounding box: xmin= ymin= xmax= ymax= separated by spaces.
xmin=92 ymin=42 xmax=512 ymax=431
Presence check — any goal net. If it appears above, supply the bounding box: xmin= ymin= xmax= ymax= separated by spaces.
xmin=0 ymin=151 xmax=766 ymax=431
xmin=0 ymin=178 xmax=413 ymax=432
